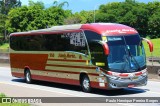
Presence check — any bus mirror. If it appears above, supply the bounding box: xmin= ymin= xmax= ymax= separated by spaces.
xmin=100 ymin=41 xmax=109 ymax=55
xmin=142 ymin=38 xmax=153 ymax=52
xmin=91 ymin=40 xmax=110 ymax=55
xmin=103 ymin=43 xmax=109 ymax=55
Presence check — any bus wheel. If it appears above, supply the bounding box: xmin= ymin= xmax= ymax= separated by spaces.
xmin=81 ymin=75 xmax=91 ymax=93
xmin=25 ymin=69 xmax=32 ymax=84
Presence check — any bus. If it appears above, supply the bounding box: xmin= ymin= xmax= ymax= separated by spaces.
xmin=10 ymin=23 xmax=153 ymax=92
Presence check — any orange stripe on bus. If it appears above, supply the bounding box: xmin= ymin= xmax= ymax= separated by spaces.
xmin=46 ymin=64 xmax=96 ymax=69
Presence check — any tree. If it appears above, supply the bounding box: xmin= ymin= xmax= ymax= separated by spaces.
xmin=53 ymin=1 xmax=69 ymax=8
xmin=6 ymin=1 xmax=46 ymax=32
xmin=148 ymin=8 xmax=160 ymax=38
xmin=0 ymin=0 xmax=21 ymax=14
xmin=147 ymin=1 xmax=160 ymax=38
xmin=64 ymin=10 xmax=94 ymax=24
xmin=6 ymin=0 xmax=71 ymax=33
xmin=0 ymin=0 xmax=21 ymax=40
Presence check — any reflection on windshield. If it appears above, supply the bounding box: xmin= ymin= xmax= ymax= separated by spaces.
xmin=107 ymin=35 xmax=146 ymax=73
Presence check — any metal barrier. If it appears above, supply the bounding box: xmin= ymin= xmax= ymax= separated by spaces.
xmin=0 ymin=49 xmax=9 ymax=63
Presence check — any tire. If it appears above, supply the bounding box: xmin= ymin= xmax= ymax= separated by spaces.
xmin=25 ymin=69 xmax=32 ymax=84
xmin=81 ymin=75 xmax=91 ymax=93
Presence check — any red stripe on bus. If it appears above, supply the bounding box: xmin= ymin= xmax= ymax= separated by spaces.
xmin=48 ymin=59 xmax=86 ymax=62
xmin=135 ymin=72 xmax=142 ymax=76
xmin=32 ymin=75 xmax=80 ymax=86
xmin=12 ymin=72 xmax=24 ymax=78
xmin=10 ymin=53 xmax=48 ymax=70
xmin=90 ymin=82 xmax=108 ymax=89
xmin=46 ymin=64 xmax=96 ymax=69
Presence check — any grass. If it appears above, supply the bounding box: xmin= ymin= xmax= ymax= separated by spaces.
xmin=0 ymin=93 xmax=30 ymax=106
xmin=143 ymin=38 xmax=160 ymax=57
xmin=0 ymin=43 xmax=9 ymax=49
xmin=0 ymin=36 xmax=3 ymax=38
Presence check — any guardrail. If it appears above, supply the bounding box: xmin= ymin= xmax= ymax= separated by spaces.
xmin=148 ymin=57 xmax=160 ymax=63
xmin=0 ymin=49 xmax=9 ymax=63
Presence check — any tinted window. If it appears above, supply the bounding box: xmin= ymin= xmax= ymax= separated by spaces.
xmin=84 ymin=30 xmax=101 ymax=43
xmin=10 ymin=32 xmax=88 ymax=54
xmin=10 ymin=35 xmax=45 ymax=51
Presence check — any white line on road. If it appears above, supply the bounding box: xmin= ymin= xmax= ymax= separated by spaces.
xmin=0 ymin=81 xmax=84 ymax=97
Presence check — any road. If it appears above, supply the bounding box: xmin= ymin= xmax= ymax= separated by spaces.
xmin=0 ymin=67 xmax=160 ymax=106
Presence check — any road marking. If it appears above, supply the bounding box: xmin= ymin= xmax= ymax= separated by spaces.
xmin=0 ymin=81 xmax=84 ymax=97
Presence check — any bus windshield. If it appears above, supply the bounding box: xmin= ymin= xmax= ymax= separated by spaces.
xmin=107 ymin=35 xmax=146 ymax=73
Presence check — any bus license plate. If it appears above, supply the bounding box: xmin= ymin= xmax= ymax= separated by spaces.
xmin=128 ymin=84 xmax=135 ymax=88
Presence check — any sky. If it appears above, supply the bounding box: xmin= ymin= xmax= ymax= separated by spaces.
xmin=20 ymin=0 xmax=155 ymax=13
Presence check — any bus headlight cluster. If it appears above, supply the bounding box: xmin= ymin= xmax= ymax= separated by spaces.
xmin=142 ymin=71 xmax=147 ymax=77
xmin=142 ymin=69 xmax=148 ymax=77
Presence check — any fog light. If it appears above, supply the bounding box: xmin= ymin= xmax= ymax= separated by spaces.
xmin=110 ymin=83 xmax=117 ymax=87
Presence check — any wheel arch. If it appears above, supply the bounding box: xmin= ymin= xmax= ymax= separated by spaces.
xmin=79 ymin=72 xmax=89 ymax=85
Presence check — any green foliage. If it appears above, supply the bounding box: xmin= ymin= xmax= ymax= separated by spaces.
xmin=64 ymin=10 xmax=94 ymax=24
xmin=0 ymin=0 xmax=21 ymax=15
xmin=0 ymin=0 xmax=21 ymax=40
xmin=95 ymin=0 xmax=160 ymax=38
xmin=0 ymin=93 xmax=6 ymax=97
xmin=0 ymin=43 xmax=9 ymax=49
xmin=53 ymin=1 xmax=69 ymax=8
xmin=6 ymin=0 xmax=71 ymax=33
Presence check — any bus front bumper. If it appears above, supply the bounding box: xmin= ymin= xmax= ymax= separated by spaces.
xmin=107 ymin=75 xmax=147 ymax=89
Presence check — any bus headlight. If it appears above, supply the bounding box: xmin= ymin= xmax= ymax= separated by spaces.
xmin=142 ymin=70 xmax=148 ymax=77
xmin=142 ymin=72 xmax=147 ymax=76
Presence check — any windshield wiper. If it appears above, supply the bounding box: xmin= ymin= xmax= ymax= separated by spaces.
xmin=123 ymin=36 xmax=141 ymax=72
xmin=128 ymin=49 xmax=141 ymax=71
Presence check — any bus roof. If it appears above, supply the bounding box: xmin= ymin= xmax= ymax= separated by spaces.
xmin=10 ymin=23 xmax=138 ymax=36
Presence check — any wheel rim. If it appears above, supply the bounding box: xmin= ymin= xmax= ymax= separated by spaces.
xmin=83 ymin=77 xmax=90 ymax=90
xmin=26 ymin=72 xmax=30 ymax=82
